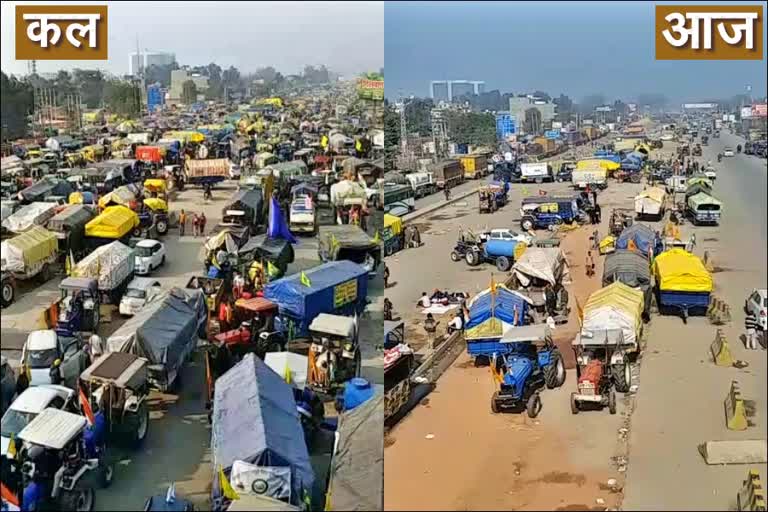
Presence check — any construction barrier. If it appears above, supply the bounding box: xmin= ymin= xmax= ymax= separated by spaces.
xmin=711 ymin=328 xmax=735 ymax=367
xmin=37 ymin=302 xmax=59 ymax=329
xmin=738 ymin=470 xmax=766 ymax=511
xmin=725 ymin=380 xmax=749 ymax=431
xmin=707 ymin=296 xmax=732 ymax=325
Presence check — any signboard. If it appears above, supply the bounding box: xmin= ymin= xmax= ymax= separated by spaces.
xmin=741 ymin=107 xmax=753 ymax=119
xmin=595 ymin=105 xmax=613 ymax=112
xmin=722 ymin=114 xmax=729 ymax=121
xmin=728 ymin=114 xmax=736 ymax=122
xmin=582 ymin=119 xmax=594 ymax=125
xmin=333 ymin=279 xmax=358 ymax=308
xmin=552 ymin=121 xmax=563 ymax=130
xmin=495 ymin=112 xmax=517 ymax=140
xmin=751 ymin=104 xmax=767 ymax=117
xmin=357 ymin=79 xmax=384 ymax=101
xmin=682 ymin=103 xmax=718 ymax=109
xmin=544 ymin=130 xmax=560 ymax=139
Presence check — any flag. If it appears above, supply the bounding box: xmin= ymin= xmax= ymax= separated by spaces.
xmin=1 ymin=483 xmax=19 ymax=511
xmin=6 ymin=434 xmax=16 ymax=459
xmin=218 ymin=466 xmax=240 ymax=501
xmin=330 ymin=233 xmax=340 ymax=253
xmin=373 ymin=230 xmax=380 ymax=243
xmin=267 ymin=197 xmax=297 ymax=244
xmin=283 ymin=360 xmax=292 ymax=385
xmin=79 ymin=385 xmax=95 ymax=426
xmin=490 ymin=274 xmax=497 ymax=294
xmin=300 ymin=271 xmax=311 ymax=287
xmin=267 ymin=260 xmax=279 ymax=278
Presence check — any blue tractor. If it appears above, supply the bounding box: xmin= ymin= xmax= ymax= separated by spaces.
xmin=489 ymin=325 xmax=566 ymax=418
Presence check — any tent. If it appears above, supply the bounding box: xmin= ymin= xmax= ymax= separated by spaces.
xmin=211 ymin=353 xmax=314 ymax=509
xmin=98 ymin=186 xmax=138 ymax=209
xmin=615 ymin=223 xmax=659 ymax=258
xmin=652 ymin=248 xmax=713 ymax=293
xmin=1 ymin=202 xmax=58 ymax=233
xmin=326 ymin=392 xmax=383 ymax=512
xmin=602 ymin=250 xmax=651 ymax=288
xmin=0 ymin=225 xmax=57 ymax=273
xmin=464 ymin=285 xmax=532 ymax=340
xmin=581 ymin=282 xmax=644 ymax=346
xmin=18 ymin=177 xmax=73 ymax=203
xmin=85 ymin=205 xmax=139 ymax=239
xmin=511 ymin=247 xmax=569 ymax=287
xmin=238 ymin=234 xmax=295 ymax=275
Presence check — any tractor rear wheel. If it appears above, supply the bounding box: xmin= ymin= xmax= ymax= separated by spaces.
xmin=526 ymin=393 xmax=541 ymax=418
xmin=570 ymin=392 xmax=579 ymax=414
xmin=465 ymin=250 xmax=479 ymax=266
xmin=608 ymin=389 xmax=617 ymax=414
xmin=544 ymin=350 xmax=565 ymax=389
xmin=613 ymin=363 xmax=631 ymax=393
xmin=496 ymin=256 xmax=511 ymax=272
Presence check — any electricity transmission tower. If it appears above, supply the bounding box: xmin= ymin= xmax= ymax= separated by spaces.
xmin=431 ymin=108 xmax=448 ymax=160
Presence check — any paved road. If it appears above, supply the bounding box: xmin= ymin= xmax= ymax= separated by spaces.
xmin=622 ymin=133 xmax=768 ymax=511
xmin=1 ymin=181 xmax=383 ymax=510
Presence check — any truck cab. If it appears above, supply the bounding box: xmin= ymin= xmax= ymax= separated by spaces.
xmin=519 ymin=196 xmax=581 ymax=231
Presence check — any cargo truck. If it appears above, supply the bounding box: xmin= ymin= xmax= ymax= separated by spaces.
xmin=519 ymin=163 xmax=553 ymax=184
xmin=0 ymin=225 xmax=59 ymax=284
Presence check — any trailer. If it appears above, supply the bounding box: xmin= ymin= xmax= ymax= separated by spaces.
xmin=634 ymin=187 xmax=667 ymax=220
xmin=520 ymin=163 xmax=552 ymax=184
xmin=185 ymin=158 xmax=230 ymax=187
xmin=1 ymin=202 xmax=58 ymax=234
xmin=47 ymin=204 xmax=96 ymax=259
xmin=0 ymin=225 xmax=59 ymax=282
xmin=72 ymin=240 xmax=135 ymax=304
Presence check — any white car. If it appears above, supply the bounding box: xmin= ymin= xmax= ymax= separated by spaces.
xmin=746 ymin=288 xmax=767 ymax=331
xmin=22 ymin=330 xmax=89 ymax=388
xmin=0 ymin=384 xmax=75 ymax=456
xmin=134 ymin=239 xmax=166 ymax=275
xmin=481 ymin=228 xmax=534 ymax=246
xmin=119 ymin=277 xmax=162 ymax=316
xmin=703 ymin=168 xmax=717 ymax=180
xmin=723 ymin=147 xmax=735 ymax=157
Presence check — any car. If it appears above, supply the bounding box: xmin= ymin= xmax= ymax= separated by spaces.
xmin=481 ymin=228 xmax=534 ymax=246
xmin=119 ymin=277 xmax=162 ymax=316
xmin=0 ymin=356 xmax=15 ymax=417
xmin=660 ymin=133 xmax=675 ymax=141
xmin=134 ymin=239 xmax=166 ymax=275
xmin=746 ymin=288 xmax=767 ymax=331
xmin=22 ymin=330 xmax=90 ymax=389
xmin=0 ymin=384 xmax=76 ymax=457
xmin=723 ymin=147 xmax=735 ymax=157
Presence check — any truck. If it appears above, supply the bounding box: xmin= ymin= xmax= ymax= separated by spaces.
xmin=185 ymin=158 xmax=230 ymax=188
xmin=405 ymin=172 xmax=436 ymax=199
xmin=519 ymin=163 xmax=552 ymax=184
xmin=0 ymin=225 xmax=59 ymax=283
xmin=460 ymin=154 xmax=488 ymax=180
xmin=571 ymin=168 xmax=608 ymax=189
xmin=71 ymin=240 xmax=135 ymax=304
xmin=428 ymin=160 xmax=463 ymax=189
xmin=106 ymin=287 xmax=208 ymax=392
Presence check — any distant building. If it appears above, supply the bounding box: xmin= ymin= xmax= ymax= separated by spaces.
xmin=129 ymin=51 xmax=175 ymax=76
xmin=430 ymin=80 xmax=485 ymax=102
xmin=169 ymin=69 xmax=209 ymax=102
xmin=509 ymin=95 xmax=556 ymax=135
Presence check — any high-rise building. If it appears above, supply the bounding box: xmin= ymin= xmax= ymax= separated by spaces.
xmin=430 ymin=80 xmax=486 ymax=101
xmin=129 ymin=51 xmax=176 ymax=75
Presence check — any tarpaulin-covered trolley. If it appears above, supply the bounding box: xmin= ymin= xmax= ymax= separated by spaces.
xmin=382 ymin=214 xmax=403 ymax=256
xmin=47 ymin=204 xmax=96 ymax=258
xmin=85 ymin=205 xmax=140 ymax=244
xmin=211 ymin=353 xmax=314 ymax=511
xmin=652 ymin=248 xmax=713 ymax=322
xmin=464 ymin=285 xmax=533 ymax=358
xmin=602 ymin=250 xmax=653 ymax=316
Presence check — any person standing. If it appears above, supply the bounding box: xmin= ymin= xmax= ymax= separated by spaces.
xmin=594 ymin=202 xmax=602 ymax=223
xmin=586 ymin=251 xmax=595 ymax=278
xmin=199 ymin=212 xmax=207 ymax=237
xmin=424 ymin=313 xmax=439 ymax=350
xmin=179 ymin=209 xmax=187 ymax=237
xmin=745 ymin=311 xmax=759 ymax=350
xmin=192 ymin=213 xmax=199 ymax=237
xmin=383 ymin=263 xmax=390 ymax=289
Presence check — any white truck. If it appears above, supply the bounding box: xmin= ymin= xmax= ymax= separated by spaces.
xmin=289 ymin=196 xmax=317 ymax=234
xmin=520 ymin=163 xmax=552 ymax=184
xmin=405 ymin=172 xmax=436 ymax=199
xmin=571 ymin=168 xmax=608 ymax=189
xmin=0 ymin=225 xmax=59 ymax=283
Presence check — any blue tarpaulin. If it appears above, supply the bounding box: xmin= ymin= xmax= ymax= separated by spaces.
xmin=264 ymin=260 xmax=368 ymax=336
xmin=616 ymin=223 xmax=660 ymax=258
xmin=267 ymin=196 xmax=297 ymax=244
xmin=465 ymin=286 xmax=529 ymax=332
xmin=211 ymin=353 xmax=314 ymax=508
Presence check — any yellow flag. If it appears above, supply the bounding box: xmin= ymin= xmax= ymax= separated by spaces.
xmin=490 ymin=274 xmax=497 ymax=294
xmin=283 ymin=360 xmax=292 ymax=385
xmin=300 ymin=271 xmax=311 ymax=287
xmin=330 ymin=233 xmax=340 ymax=252
xmin=219 ymin=465 xmax=240 ymax=501
xmin=373 ymin=230 xmax=380 ymax=243
xmin=7 ymin=433 xmax=17 ymax=459
xmin=267 ymin=260 xmax=279 ymax=278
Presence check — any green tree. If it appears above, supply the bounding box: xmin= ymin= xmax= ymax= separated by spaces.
xmin=181 ymin=80 xmax=198 ymax=105
xmin=145 ymin=61 xmax=178 ymax=88
xmin=72 ymin=69 xmax=105 ymax=108
xmin=384 ymin=104 xmax=400 ymax=170
xmin=405 ymin=98 xmax=433 ymax=136
xmin=447 ymin=111 xmax=496 ymax=146
xmin=1 ymin=72 xmax=34 ymax=140
xmin=103 ymin=80 xmax=142 ymax=118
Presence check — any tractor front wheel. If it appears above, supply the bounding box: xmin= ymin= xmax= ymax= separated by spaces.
xmin=526 ymin=393 xmax=541 ymax=418
xmin=570 ymin=392 xmax=579 ymax=415
xmin=491 ymin=392 xmax=500 ymax=414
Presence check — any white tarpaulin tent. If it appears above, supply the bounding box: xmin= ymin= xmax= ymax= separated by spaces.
xmin=512 ymin=247 xmax=569 ymax=287
xmin=330 ymin=180 xmax=366 ymax=206
xmin=73 ymin=241 xmax=135 ymax=292
xmin=581 ymin=283 xmax=644 ymax=347
xmin=1 ymin=202 xmax=58 ymax=233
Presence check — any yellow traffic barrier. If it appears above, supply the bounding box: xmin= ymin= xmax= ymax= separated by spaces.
xmin=710 ymin=329 xmax=735 ymax=367
xmin=725 ymin=380 xmax=749 ymax=431
xmin=738 ymin=469 xmax=766 ymax=511
xmin=707 ymin=296 xmax=732 ymax=325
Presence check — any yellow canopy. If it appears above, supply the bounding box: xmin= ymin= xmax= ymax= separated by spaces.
xmin=69 ymin=192 xmax=84 ymax=205
xmin=85 ymin=205 xmax=138 ymax=239
xmin=4 ymin=225 xmax=58 ymax=268
xmin=585 ymin=282 xmax=644 ymax=317
xmin=687 ymin=176 xmax=711 ymax=188
xmin=599 ymin=235 xmax=616 ymax=254
xmin=163 ymin=131 xmax=205 ymax=143
xmin=635 ymin=186 xmax=666 ymax=203
xmin=143 ymin=198 xmax=168 ymax=212
xmin=383 ymin=214 xmax=402 ymax=235
xmin=652 ymin=248 xmax=713 ymax=293
xmin=143 ymin=179 xmax=167 ymax=192
xmin=577 ymin=159 xmax=620 ymax=171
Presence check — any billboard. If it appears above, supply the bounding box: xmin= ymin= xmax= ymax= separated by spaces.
xmin=741 ymin=107 xmax=753 ymax=119
xmin=495 ymin=112 xmax=517 ymax=140
xmin=357 ymin=79 xmax=384 ymax=101
xmin=682 ymin=103 xmax=718 ymax=109
xmin=752 ymin=104 xmax=767 ymax=117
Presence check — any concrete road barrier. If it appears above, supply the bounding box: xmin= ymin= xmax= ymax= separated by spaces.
xmin=738 ymin=469 xmax=767 ymax=512
xmin=708 ymin=296 xmax=732 ymax=325
xmin=700 ymin=440 xmax=768 ymax=465
xmin=725 ymin=380 xmax=749 ymax=431
xmin=711 ymin=328 xmax=735 ymax=367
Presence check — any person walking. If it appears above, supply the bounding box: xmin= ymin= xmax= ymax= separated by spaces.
xmin=745 ymin=311 xmax=759 ymax=350
xmin=179 ymin=209 xmax=187 ymax=237
xmin=594 ymin=202 xmax=602 ymax=223
xmin=383 ymin=263 xmax=390 ymax=289
xmin=585 ymin=251 xmax=595 ymax=278
xmin=444 ymin=184 xmax=451 ymax=201
xmin=199 ymin=212 xmax=207 ymax=237
xmin=424 ymin=313 xmax=439 ymax=350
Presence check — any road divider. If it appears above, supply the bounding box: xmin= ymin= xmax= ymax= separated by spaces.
xmin=403 ymin=188 xmax=478 ymax=225
xmin=725 ymin=380 xmax=749 ymax=431
xmin=710 ymin=329 xmax=735 ymax=367
xmin=707 ymin=296 xmax=732 ymax=325
xmin=738 ymin=470 xmax=766 ymax=512
xmin=700 ymin=440 xmax=768 ymax=465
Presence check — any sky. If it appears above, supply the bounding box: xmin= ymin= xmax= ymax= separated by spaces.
xmin=384 ymin=1 xmax=768 ymax=103
xmin=1 ymin=1 xmax=383 ymax=78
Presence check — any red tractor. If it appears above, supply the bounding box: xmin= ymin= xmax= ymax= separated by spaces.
xmin=570 ymin=331 xmax=629 ymax=414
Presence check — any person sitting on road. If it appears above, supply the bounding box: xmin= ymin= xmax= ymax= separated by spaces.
xmin=447 ymin=311 xmax=464 ymax=335
xmin=419 ymin=292 xmax=431 ymax=308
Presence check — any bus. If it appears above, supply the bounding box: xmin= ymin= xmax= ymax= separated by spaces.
xmin=381 ymin=183 xmax=415 ymax=216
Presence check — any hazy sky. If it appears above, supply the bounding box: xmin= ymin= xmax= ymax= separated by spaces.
xmin=2 ymin=1 xmax=383 ymax=77
xmin=385 ymin=1 xmax=768 ymax=103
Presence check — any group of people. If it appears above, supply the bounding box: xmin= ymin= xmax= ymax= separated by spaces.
xmin=178 ymin=209 xmax=207 ymax=237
